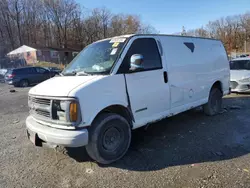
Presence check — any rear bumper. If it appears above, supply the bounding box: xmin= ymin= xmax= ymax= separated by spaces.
xmin=4 ymin=79 xmax=19 ymax=85
xmin=5 ymin=79 xmax=13 ymax=85
xmin=26 ymin=116 xmax=88 ymax=147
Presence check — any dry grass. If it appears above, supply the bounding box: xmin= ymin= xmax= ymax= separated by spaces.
xmin=34 ymin=61 xmax=65 ymax=69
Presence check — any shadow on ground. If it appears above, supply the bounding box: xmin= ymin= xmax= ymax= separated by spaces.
xmin=66 ymin=95 xmax=250 ymax=171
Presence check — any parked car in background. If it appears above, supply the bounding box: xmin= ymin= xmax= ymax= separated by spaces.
xmin=0 ymin=69 xmax=11 ymax=83
xmin=44 ymin=67 xmax=62 ymax=74
xmin=0 ymin=68 xmax=8 ymax=76
xmin=230 ymin=57 xmax=250 ymax=93
xmin=0 ymin=69 xmax=7 ymax=83
xmin=4 ymin=67 xmax=57 ymax=87
xmin=239 ymin=54 xmax=249 ymax=58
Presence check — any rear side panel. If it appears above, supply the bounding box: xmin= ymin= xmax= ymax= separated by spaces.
xmin=158 ymin=36 xmax=229 ymax=111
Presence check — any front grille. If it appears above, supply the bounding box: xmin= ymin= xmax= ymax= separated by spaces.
xmin=31 ymin=97 xmax=51 ymax=106
xmin=29 ymin=96 xmax=51 ymax=119
xmin=35 ymin=109 xmax=50 ymax=117
xmin=230 ymin=81 xmax=238 ymax=89
xmin=28 ymin=96 xmax=76 ymax=128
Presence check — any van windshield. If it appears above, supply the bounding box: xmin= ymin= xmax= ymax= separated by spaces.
xmin=230 ymin=60 xmax=250 ymax=70
xmin=62 ymin=38 xmax=127 ymax=75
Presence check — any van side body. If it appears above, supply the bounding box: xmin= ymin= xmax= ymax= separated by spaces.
xmin=26 ymin=34 xmax=230 ymax=164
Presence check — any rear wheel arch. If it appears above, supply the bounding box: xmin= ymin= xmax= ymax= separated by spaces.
xmin=203 ymin=81 xmax=223 ymax=116
xmin=211 ymin=81 xmax=223 ymax=93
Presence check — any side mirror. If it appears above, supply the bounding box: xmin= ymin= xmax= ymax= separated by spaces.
xmin=129 ymin=54 xmax=144 ymax=72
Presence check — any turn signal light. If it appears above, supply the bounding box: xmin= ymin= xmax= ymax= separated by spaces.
xmin=69 ymin=101 xmax=78 ymax=122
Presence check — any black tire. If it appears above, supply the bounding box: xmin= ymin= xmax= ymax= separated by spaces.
xmin=86 ymin=113 xmax=131 ymax=164
xmin=19 ymin=79 xmax=29 ymax=87
xmin=13 ymin=83 xmax=18 ymax=87
xmin=203 ymin=87 xmax=222 ymax=116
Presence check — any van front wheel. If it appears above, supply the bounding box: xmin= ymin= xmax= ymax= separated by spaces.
xmin=86 ymin=113 xmax=131 ymax=164
xmin=203 ymin=88 xmax=222 ymax=116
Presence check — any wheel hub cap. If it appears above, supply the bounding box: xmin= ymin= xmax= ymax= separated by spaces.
xmin=103 ymin=127 xmax=121 ymax=151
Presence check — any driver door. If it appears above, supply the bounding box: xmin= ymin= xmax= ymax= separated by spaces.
xmin=119 ymin=37 xmax=170 ymax=128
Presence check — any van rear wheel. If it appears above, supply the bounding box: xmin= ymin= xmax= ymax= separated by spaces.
xmin=203 ymin=88 xmax=222 ymax=116
xmin=86 ymin=113 xmax=131 ymax=164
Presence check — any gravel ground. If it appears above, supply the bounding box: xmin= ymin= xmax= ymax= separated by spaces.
xmin=1 ymin=83 xmax=250 ymax=188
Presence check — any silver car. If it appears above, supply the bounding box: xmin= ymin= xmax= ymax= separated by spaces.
xmin=230 ymin=57 xmax=250 ymax=93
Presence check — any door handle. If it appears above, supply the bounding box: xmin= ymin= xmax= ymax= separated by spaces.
xmin=163 ymin=71 xmax=168 ymax=83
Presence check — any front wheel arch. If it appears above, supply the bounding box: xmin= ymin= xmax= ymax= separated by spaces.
xmin=91 ymin=104 xmax=134 ymax=128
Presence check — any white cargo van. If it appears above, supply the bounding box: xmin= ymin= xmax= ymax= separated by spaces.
xmin=26 ymin=34 xmax=230 ymax=164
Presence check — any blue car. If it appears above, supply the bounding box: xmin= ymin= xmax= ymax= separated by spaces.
xmin=4 ymin=67 xmax=57 ymax=87
xmin=43 ymin=67 xmax=62 ymax=74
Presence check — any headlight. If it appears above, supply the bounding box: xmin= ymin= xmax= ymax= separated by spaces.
xmin=60 ymin=101 xmax=67 ymax=111
xmin=239 ymin=78 xmax=250 ymax=83
xmin=52 ymin=99 xmax=81 ymax=123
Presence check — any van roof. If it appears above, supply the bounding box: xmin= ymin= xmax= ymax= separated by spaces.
xmin=95 ymin=34 xmax=135 ymax=43
xmin=96 ymin=34 xmax=220 ymax=43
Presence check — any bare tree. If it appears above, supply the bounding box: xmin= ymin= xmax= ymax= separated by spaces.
xmin=240 ymin=12 xmax=250 ymax=52
xmin=43 ymin=0 xmax=79 ymax=48
xmin=93 ymin=7 xmax=112 ymax=38
xmin=186 ymin=13 xmax=250 ymax=53
xmin=0 ymin=0 xmax=157 ymax=58
xmin=138 ymin=24 xmax=159 ymax=34
xmin=0 ymin=0 xmax=17 ymax=49
xmin=7 ymin=0 xmax=23 ymax=45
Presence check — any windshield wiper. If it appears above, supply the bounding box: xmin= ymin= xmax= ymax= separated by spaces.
xmin=76 ymin=71 xmax=92 ymax=76
xmin=62 ymin=71 xmax=77 ymax=76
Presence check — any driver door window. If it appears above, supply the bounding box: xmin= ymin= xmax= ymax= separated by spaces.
xmin=35 ymin=67 xmax=49 ymax=82
xmin=35 ymin=67 xmax=46 ymax=74
xmin=119 ymin=38 xmax=162 ymax=73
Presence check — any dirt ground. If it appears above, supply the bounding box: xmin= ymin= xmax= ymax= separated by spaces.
xmin=1 ymin=83 xmax=250 ymax=188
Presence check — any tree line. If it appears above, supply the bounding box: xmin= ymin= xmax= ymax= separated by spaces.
xmin=0 ymin=0 xmax=157 ymax=57
xmin=184 ymin=12 xmax=250 ymax=54
xmin=0 ymin=0 xmax=249 ymax=58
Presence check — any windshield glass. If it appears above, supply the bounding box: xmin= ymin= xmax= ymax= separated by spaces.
xmin=230 ymin=60 xmax=250 ymax=70
xmin=62 ymin=38 xmax=127 ymax=75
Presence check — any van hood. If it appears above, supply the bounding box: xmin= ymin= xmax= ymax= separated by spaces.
xmin=29 ymin=75 xmax=102 ymax=97
xmin=230 ymin=70 xmax=250 ymax=81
